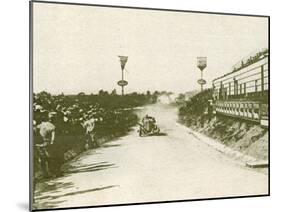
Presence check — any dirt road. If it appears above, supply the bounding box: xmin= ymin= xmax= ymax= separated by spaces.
xmin=34 ymin=104 xmax=268 ymax=209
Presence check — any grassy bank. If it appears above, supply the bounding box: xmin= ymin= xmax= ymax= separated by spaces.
xmin=178 ymin=89 xmax=268 ymax=160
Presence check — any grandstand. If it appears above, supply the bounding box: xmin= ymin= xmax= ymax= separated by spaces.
xmin=212 ymin=48 xmax=269 ymax=127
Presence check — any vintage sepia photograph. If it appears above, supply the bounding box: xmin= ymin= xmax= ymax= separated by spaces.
xmin=30 ymin=1 xmax=269 ymax=211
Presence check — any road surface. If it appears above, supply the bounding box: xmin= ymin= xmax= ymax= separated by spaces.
xmin=34 ymin=104 xmax=268 ymax=209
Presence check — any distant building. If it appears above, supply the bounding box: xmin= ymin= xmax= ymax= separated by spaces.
xmin=212 ymin=48 xmax=269 ymax=127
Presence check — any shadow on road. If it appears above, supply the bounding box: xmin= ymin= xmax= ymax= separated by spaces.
xmin=36 ymin=181 xmax=74 ymax=196
xmin=155 ymin=132 xmax=167 ymax=136
xmin=102 ymin=144 xmax=122 ymax=148
xmin=35 ymin=185 xmax=118 ymax=209
xmin=35 ymin=161 xmax=117 ymax=203
xmin=64 ymin=162 xmax=117 ymax=175
xmin=34 ymin=181 xmax=75 ymax=209
xmin=38 ymin=185 xmax=118 ymax=201
xmin=35 ymin=178 xmax=118 ymax=209
xmin=140 ymin=132 xmax=168 ymax=137
xmin=34 ymin=200 xmax=66 ymax=210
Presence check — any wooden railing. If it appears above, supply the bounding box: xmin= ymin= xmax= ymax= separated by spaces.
xmin=214 ymin=100 xmax=268 ymax=126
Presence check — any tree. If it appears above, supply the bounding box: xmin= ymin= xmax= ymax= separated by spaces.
xmin=78 ymin=92 xmax=85 ymax=96
xmin=98 ymin=90 xmax=104 ymax=96
xmin=111 ymin=89 xmax=117 ymax=96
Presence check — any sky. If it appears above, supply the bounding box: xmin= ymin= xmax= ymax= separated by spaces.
xmin=33 ymin=2 xmax=268 ymax=95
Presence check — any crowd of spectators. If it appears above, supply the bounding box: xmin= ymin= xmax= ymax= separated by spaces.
xmin=33 ymin=91 xmax=154 ymax=180
xmin=232 ymin=48 xmax=268 ymax=72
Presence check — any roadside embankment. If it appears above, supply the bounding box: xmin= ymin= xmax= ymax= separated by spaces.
xmin=178 ymin=89 xmax=268 ymax=161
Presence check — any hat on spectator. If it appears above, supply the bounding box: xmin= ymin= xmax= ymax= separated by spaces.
xmin=63 ymin=116 xmax=68 ymax=122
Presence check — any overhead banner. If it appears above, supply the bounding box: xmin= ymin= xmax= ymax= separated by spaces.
xmin=118 ymin=56 xmax=128 ymax=70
